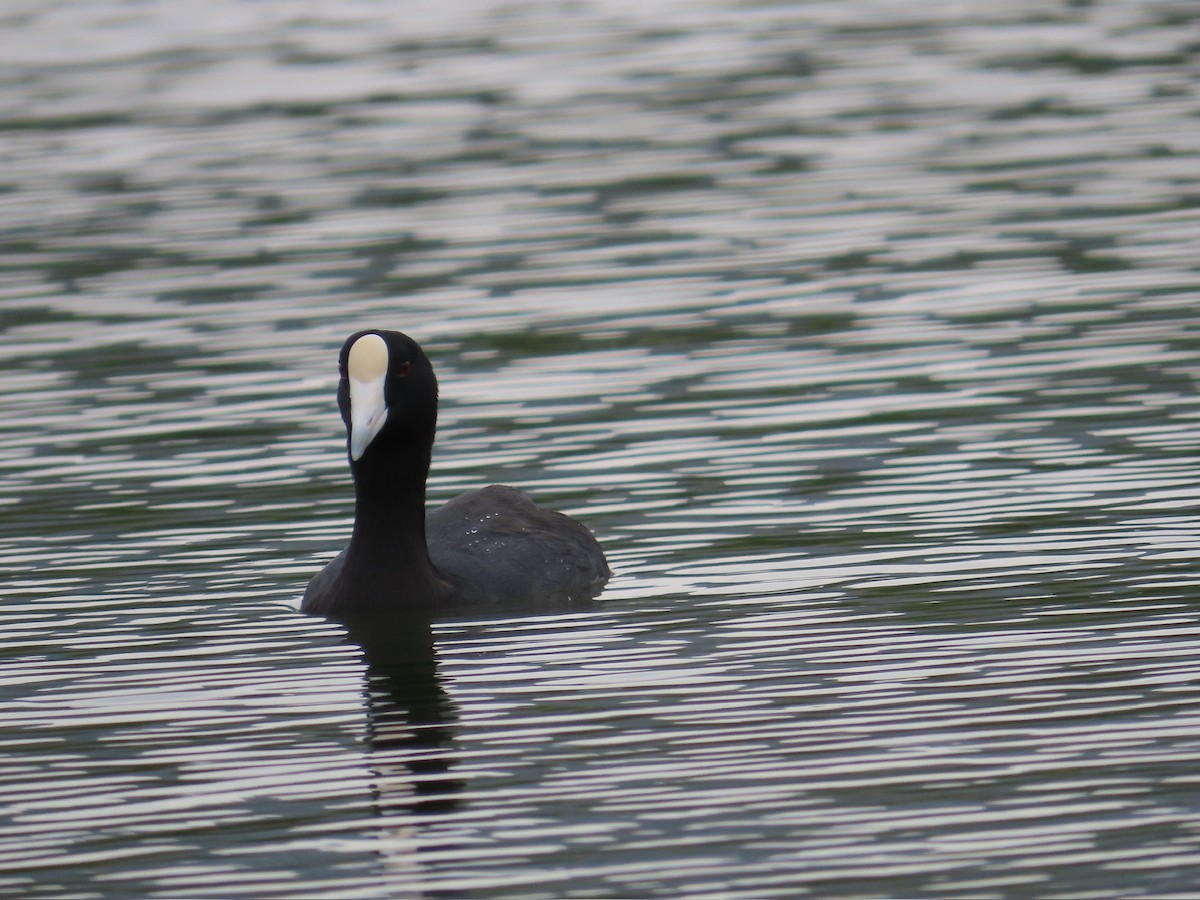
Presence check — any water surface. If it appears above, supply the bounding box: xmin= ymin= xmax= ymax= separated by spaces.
xmin=2 ymin=0 xmax=1200 ymax=896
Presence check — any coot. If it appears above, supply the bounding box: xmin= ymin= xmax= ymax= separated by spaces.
xmin=302 ymin=330 xmax=610 ymax=617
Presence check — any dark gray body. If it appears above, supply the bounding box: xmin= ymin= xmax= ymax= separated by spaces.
xmin=303 ymin=484 xmax=609 ymax=614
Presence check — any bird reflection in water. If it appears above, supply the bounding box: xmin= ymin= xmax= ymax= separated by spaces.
xmin=342 ymin=613 xmax=463 ymax=821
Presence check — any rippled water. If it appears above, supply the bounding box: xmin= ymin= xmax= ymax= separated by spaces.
xmin=3 ymin=0 xmax=1200 ymax=896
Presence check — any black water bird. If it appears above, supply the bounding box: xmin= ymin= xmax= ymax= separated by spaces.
xmin=302 ymin=330 xmax=610 ymax=617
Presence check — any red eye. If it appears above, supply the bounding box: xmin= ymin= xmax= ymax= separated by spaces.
xmin=397 ymin=361 xmax=411 ymax=377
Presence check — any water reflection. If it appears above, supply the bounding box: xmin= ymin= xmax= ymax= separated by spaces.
xmin=342 ymin=614 xmax=462 ymax=821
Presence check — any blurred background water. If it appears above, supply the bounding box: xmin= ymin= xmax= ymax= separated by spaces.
xmin=2 ymin=0 xmax=1200 ymax=896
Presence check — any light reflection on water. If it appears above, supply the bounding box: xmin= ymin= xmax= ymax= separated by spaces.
xmin=3 ymin=0 xmax=1200 ymax=896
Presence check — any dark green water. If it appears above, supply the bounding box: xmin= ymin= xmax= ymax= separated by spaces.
xmin=3 ymin=0 xmax=1200 ymax=896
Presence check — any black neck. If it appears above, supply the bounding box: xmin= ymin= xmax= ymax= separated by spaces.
xmin=344 ymin=439 xmax=445 ymax=606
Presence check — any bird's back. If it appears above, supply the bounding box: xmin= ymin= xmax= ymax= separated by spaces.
xmin=426 ymin=484 xmax=610 ymax=606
